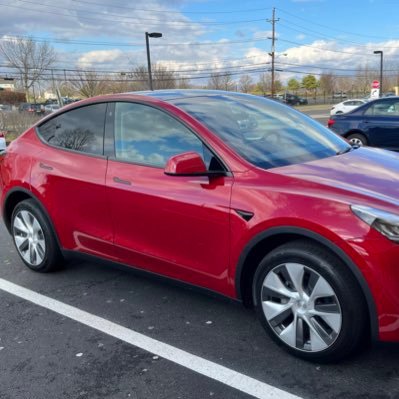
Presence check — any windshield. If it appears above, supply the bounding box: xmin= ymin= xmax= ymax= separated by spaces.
xmin=170 ymin=93 xmax=350 ymax=169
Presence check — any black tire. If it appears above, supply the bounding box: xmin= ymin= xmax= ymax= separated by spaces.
xmin=346 ymin=133 xmax=367 ymax=146
xmin=335 ymin=111 xmax=344 ymax=114
xmin=11 ymin=199 xmax=63 ymax=272
xmin=254 ymin=240 xmax=368 ymax=362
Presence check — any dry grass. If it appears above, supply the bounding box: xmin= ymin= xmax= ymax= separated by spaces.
xmin=0 ymin=111 xmax=41 ymax=141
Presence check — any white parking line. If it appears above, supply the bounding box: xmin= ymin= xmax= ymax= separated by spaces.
xmin=306 ymin=113 xmax=329 ymax=118
xmin=0 ymin=278 xmax=301 ymax=399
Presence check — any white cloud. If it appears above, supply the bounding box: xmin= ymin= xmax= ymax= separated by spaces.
xmin=77 ymin=50 xmax=124 ymax=67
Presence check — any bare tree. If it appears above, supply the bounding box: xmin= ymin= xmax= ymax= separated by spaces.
xmin=130 ymin=64 xmax=177 ymax=91
xmin=153 ymin=64 xmax=177 ymax=90
xmin=54 ymin=128 xmax=95 ymax=151
xmin=239 ymin=74 xmax=253 ymax=93
xmin=0 ymin=37 xmax=56 ymax=101
xmin=256 ymin=73 xmax=271 ymax=96
xmin=355 ymin=65 xmax=377 ymax=94
xmin=207 ymin=72 xmax=224 ymax=90
xmin=208 ymin=72 xmax=234 ymax=91
xmin=71 ymin=70 xmax=107 ymax=98
xmin=176 ymin=77 xmax=191 ymax=89
xmin=319 ymin=72 xmax=336 ymax=95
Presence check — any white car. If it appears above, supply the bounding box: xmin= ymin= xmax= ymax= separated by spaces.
xmin=44 ymin=104 xmax=60 ymax=114
xmin=0 ymin=131 xmax=6 ymax=152
xmin=330 ymin=99 xmax=367 ymax=115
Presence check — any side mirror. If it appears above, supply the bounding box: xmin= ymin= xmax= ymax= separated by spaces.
xmin=165 ymin=152 xmax=208 ymax=176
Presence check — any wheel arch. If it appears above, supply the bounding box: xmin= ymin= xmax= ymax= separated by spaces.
xmin=343 ymin=129 xmax=368 ymax=143
xmin=235 ymin=226 xmax=378 ymax=340
xmin=2 ymin=187 xmax=60 ymax=248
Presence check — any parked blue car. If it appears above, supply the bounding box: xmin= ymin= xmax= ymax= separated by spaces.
xmin=328 ymin=96 xmax=399 ymax=150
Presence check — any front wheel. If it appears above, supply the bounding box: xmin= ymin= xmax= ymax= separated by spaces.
xmin=11 ymin=199 xmax=63 ymax=272
xmin=254 ymin=240 xmax=368 ymax=362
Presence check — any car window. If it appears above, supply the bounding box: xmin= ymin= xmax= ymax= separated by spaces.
xmin=353 ymin=101 xmax=364 ymax=106
xmin=38 ymin=104 xmax=106 ymax=155
xmin=114 ymin=102 xmax=223 ymax=170
xmin=343 ymin=101 xmax=353 ymax=106
xmin=365 ymin=100 xmax=399 ymax=116
xmin=170 ymin=94 xmax=350 ymax=169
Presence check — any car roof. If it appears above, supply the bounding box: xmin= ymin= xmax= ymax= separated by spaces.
xmin=53 ymin=89 xmax=265 ymax=116
xmin=128 ymin=89 xmax=252 ymax=101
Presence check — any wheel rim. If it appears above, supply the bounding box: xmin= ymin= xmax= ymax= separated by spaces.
xmin=261 ymin=263 xmax=342 ymax=352
xmin=13 ymin=210 xmax=46 ymax=266
xmin=349 ymin=137 xmax=363 ymax=146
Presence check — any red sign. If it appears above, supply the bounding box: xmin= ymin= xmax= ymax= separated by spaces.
xmin=372 ymin=80 xmax=380 ymax=89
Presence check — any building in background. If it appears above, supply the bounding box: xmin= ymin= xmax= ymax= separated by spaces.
xmin=0 ymin=78 xmax=15 ymax=92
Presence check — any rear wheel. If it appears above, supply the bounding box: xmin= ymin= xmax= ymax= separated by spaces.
xmin=346 ymin=133 xmax=367 ymax=146
xmin=254 ymin=240 xmax=368 ymax=362
xmin=11 ymin=199 xmax=63 ymax=272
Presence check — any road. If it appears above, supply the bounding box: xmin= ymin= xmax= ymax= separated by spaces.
xmin=1 ymin=219 xmax=399 ymax=399
xmin=297 ymin=104 xmax=331 ymax=126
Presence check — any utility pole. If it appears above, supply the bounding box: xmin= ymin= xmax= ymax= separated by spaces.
xmin=267 ymin=7 xmax=279 ymax=97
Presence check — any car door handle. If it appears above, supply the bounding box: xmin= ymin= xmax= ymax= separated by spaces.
xmin=113 ymin=176 xmax=131 ymax=185
xmin=39 ymin=162 xmax=53 ymax=170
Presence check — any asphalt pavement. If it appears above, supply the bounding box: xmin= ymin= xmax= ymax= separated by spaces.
xmin=298 ymin=105 xmax=330 ymax=126
xmin=1 ymin=214 xmax=399 ymax=399
xmin=1 ymin=105 xmax=398 ymax=399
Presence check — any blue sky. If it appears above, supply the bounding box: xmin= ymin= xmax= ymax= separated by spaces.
xmin=1 ymin=0 xmax=399 ymax=86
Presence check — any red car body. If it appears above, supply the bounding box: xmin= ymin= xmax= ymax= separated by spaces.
xmin=1 ymin=92 xmax=399 ymax=346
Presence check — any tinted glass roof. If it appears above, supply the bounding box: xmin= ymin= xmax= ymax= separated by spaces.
xmin=130 ymin=89 xmax=247 ymax=101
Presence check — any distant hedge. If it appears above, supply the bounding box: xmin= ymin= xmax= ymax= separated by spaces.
xmin=0 ymin=91 xmax=26 ymax=105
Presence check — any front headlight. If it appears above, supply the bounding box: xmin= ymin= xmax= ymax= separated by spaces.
xmin=351 ymin=205 xmax=399 ymax=242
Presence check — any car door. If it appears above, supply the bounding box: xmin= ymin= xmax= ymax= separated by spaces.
xmin=106 ymin=101 xmax=233 ymax=294
xmin=362 ymin=99 xmax=399 ymax=150
xmin=32 ymin=103 xmax=116 ymax=260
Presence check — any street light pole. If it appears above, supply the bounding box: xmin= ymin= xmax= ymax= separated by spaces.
xmin=145 ymin=32 xmax=163 ymax=91
xmin=374 ymin=50 xmax=383 ymax=97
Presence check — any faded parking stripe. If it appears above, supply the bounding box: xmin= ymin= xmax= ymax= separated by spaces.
xmin=0 ymin=278 xmax=301 ymax=399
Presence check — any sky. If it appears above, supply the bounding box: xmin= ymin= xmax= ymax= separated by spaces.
xmin=1 ymin=0 xmax=399 ymax=86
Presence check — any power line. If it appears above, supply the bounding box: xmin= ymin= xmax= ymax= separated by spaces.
xmin=277 ymin=7 xmax=394 ymax=40
xmin=2 ymin=59 xmax=396 ymax=77
xmin=0 ymin=33 xmax=273 ymax=48
xmin=279 ymin=19 xmax=399 ymax=50
xmin=0 ymin=62 xmax=270 ymax=75
xmin=70 ymin=0 xmax=271 ymax=15
xmin=277 ymin=38 xmax=373 ymax=56
xmin=2 ymin=1 xmax=266 ymax=26
xmin=5 ymin=65 xmax=397 ymax=82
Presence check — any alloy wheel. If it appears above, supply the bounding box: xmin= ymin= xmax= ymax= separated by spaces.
xmin=261 ymin=262 xmax=342 ymax=352
xmin=13 ymin=210 xmax=46 ymax=266
xmin=349 ymin=137 xmax=363 ymax=146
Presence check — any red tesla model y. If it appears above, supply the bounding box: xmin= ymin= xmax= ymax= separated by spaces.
xmin=1 ymin=90 xmax=399 ymax=362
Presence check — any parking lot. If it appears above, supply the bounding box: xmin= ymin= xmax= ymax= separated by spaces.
xmin=1 ymin=213 xmax=399 ymax=399
xmin=298 ymin=104 xmax=330 ymax=125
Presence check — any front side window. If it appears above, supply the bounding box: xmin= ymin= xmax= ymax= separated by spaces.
xmin=114 ymin=102 xmax=222 ymax=170
xmin=170 ymin=93 xmax=350 ymax=169
xmin=38 ymin=103 xmax=106 ymax=155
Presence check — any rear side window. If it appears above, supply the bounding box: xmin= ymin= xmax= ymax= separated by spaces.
xmin=365 ymin=100 xmax=399 ymax=116
xmin=38 ymin=103 xmax=106 ymax=155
